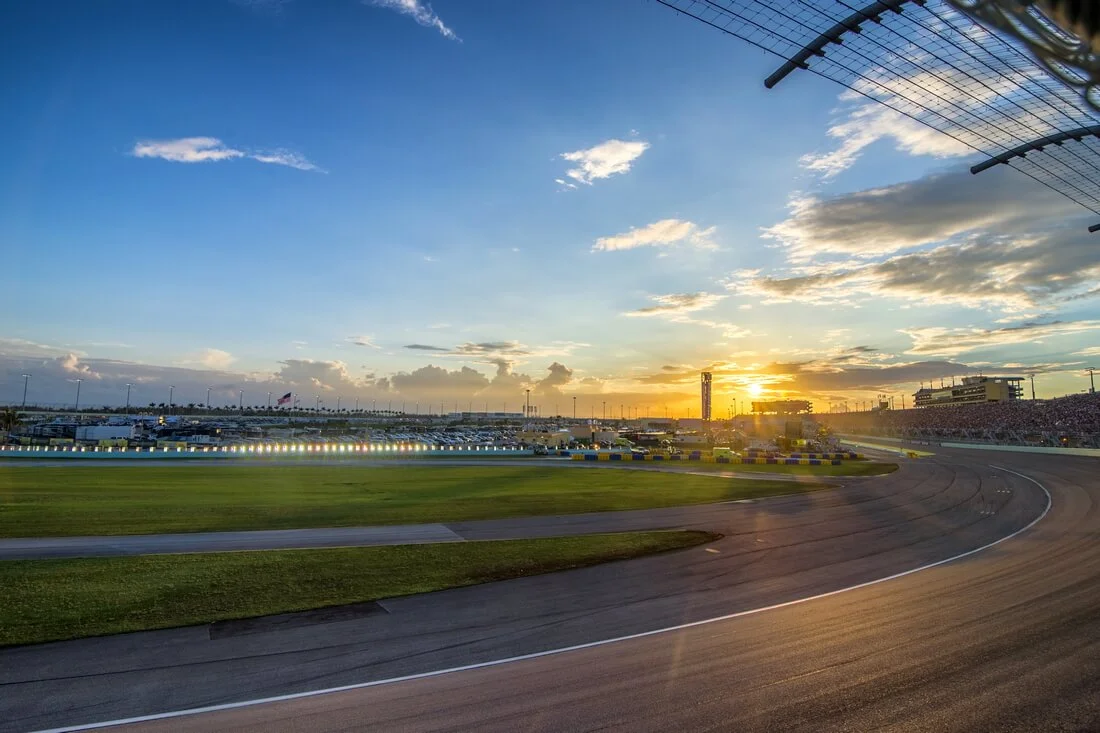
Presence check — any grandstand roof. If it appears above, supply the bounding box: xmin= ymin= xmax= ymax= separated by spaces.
xmin=655 ymin=0 xmax=1100 ymax=231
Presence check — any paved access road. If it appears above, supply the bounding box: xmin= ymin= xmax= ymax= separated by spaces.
xmin=4 ymin=448 xmax=1094 ymax=732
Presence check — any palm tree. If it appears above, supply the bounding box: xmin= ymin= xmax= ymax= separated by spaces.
xmin=1 ymin=407 xmax=22 ymax=434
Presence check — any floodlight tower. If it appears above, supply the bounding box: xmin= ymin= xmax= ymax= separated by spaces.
xmin=701 ymin=372 xmax=713 ymax=421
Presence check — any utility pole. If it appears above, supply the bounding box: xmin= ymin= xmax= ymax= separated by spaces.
xmin=20 ymin=373 xmax=30 ymax=409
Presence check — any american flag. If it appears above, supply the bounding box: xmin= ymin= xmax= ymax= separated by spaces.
xmin=276 ymin=392 xmax=292 ymax=406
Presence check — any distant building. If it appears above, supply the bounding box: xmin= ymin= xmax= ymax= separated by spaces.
xmin=677 ymin=417 xmax=706 ymax=431
xmin=913 ymin=376 xmax=1024 ymax=408
xmin=517 ymin=430 xmax=572 ymax=448
xmin=751 ymin=400 xmax=813 ymax=415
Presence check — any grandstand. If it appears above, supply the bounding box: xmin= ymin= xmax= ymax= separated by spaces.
xmin=822 ymin=392 xmax=1100 ymax=448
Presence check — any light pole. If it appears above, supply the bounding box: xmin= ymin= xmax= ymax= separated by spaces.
xmin=1087 ymin=367 xmax=1096 ymax=394
xmin=1028 ymin=373 xmax=1036 ymax=400
xmin=207 ymin=387 xmax=212 ymax=411
xmin=73 ymin=378 xmax=82 ymax=413
xmin=355 ymin=397 xmax=359 ymax=413
xmin=168 ymin=385 xmax=175 ymax=415
xmin=525 ymin=389 xmax=531 ymax=419
xmin=573 ymin=395 xmax=577 ymax=419
xmin=315 ymin=394 xmax=321 ymax=412
xmin=239 ymin=390 xmax=244 ymax=412
xmin=267 ymin=392 xmax=273 ymax=410
xmin=602 ymin=401 xmax=606 ymax=420
xmin=20 ymin=373 xmax=30 ymax=409
xmin=125 ymin=383 xmax=132 ymax=412
xmin=337 ymin=396 xmax=341 ymax=412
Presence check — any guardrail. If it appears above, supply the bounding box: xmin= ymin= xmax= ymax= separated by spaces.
xmin=0 ymin=444 xmax=534 ymax=459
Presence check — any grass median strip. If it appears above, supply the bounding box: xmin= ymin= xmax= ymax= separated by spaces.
xmin=0 ymin=530 xmax=718 ymax=647
xmin=0 ymin=465 xmax=834 ymax=537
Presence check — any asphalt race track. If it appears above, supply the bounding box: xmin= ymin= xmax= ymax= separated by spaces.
xmin=3 ymin=446 xmax=1097 ymax=732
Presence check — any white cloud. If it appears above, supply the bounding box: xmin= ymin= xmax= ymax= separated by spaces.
xmin=366 ymin=0 xmax=459 ymax=41
xmin=0 ymin=338 xmax=77 ymax=358
xmin=624 ymin=292 xmax=726 ymax=317
xmin=131 ymin=137 xmax=320 ymax=171
xmin=132 ymin=137 xmax=244 ymax=163
xmin=348 ymin=336 xmax=381 ymax=348
xmin=185 ymin=348 xmax=236 ymax=370
xmin=560 ymin=139 xmax=649 ymax=185
xmin=594 ymin=218 xmax=716 ymax=252
xmin=1075 ymin=346 xmax=1100 ymax=357
xmin=802 ymin=101 xmax=970 ymax=178
xmin=250 ymin=149 xmax=324 ymax=172
xmin=901 ymin=321 xmax=1100 ymax=356
xmin=60 ymin=353 xmax=101 ymax=378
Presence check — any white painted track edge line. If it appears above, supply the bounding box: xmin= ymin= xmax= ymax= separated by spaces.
xmin=31 ymin=464 xmax=1053 ymax=733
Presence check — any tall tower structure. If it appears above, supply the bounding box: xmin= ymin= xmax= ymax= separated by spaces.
xmin=700 ymin=372 xmax=713 ymax=421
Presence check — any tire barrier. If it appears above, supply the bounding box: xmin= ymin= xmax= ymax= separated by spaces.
xmin=571 ymin=452 xmax=843 ymax=465
xmin=787 ymin=452 xmax=862 ymax=459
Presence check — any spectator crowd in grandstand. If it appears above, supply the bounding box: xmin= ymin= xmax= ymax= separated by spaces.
xmin=821 ymin=392 xmax=1100 ymax=448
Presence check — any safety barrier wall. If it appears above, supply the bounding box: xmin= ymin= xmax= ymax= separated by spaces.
xmin=939 ymin=442 xmax=1100 ymax=458
xmin=570 ymin=452 xmax=842 ymax=466
xmin=0 ymin=444 xmax=534 ymax=459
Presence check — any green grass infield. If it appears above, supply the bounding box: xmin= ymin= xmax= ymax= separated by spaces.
xmin=1 ymin=530 xmax=719 ymax=646
xmin=0 ymin=464 xmax=839 ymax=537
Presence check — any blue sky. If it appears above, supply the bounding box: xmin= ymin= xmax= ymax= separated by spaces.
xmin=2 ymin=0 xmax=1098 ymax=412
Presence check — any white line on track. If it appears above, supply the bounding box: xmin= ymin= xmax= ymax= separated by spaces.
xmin=34 ymin=464 xmax=1053 ymax=733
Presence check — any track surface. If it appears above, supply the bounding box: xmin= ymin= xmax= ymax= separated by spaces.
xmin=3 ymin=447 xmax=1096 ymax=732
